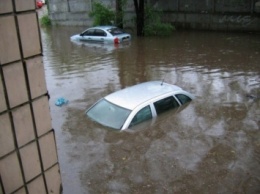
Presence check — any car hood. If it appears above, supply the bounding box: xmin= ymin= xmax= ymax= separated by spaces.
xmin=70 ymin=34 xmax=81 ymax=41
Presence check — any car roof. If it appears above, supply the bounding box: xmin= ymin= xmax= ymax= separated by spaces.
xmin=105 ymin=81 xmax=184 ymax=110
xmin=90 ymin=26 xmax=117 ymax=30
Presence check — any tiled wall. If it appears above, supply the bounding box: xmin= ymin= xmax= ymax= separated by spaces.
xmin=0 ymin=0 xmax=62 ymax=193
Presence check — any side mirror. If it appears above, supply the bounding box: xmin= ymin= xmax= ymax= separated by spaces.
xmin=80 ymin=33 xmax=84 ymax=36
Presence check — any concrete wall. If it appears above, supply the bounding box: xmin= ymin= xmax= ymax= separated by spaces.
xmin=48 ymin=0 xmax=115 ymax=26
xmin=154 ymin=0 xmax=260 ymax=31
xmin=0 ymin=0 xmax=62 ymax=193
xmin=48 ymin=0 xmax=260 ymax=31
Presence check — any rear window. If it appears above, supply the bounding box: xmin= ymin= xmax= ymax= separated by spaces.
xmin=107 ymin=28 xmax=125 ymax=36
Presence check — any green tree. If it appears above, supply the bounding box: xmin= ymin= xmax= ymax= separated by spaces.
xmin=143 ymin=5 xmax=174 ymax=36
xmin=116 ymin=0 xmax=123 ymax=28
xmin=133 ymin=0 xmax=145 ymax=36
xmin=133 ymin=0 xmax=174 ymax=36
xmin=89 ymin=2 xmax=115 ymax=26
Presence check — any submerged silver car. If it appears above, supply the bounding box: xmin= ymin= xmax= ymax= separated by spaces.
xmin=70 ymin=26 xmax=131 ymax=44
xmin=86 ymin=81 xmax=195 ymax=130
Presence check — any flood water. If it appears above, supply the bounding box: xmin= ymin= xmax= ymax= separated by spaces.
xmin=40 ymin=26 xmax=260 ymax=194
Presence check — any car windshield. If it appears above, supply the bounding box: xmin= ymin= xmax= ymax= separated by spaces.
xmin=107 ymin=27 xmax=125 ymax=36
xmin=86 ymin=98 xmax=131 ymax=130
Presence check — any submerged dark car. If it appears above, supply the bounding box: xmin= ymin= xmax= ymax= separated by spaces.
xmin=86 ymin=81 xmax=195 ymax=130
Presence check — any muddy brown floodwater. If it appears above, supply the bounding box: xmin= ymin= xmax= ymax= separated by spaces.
xmin=40 ymin=26 xmax=260 ymax=194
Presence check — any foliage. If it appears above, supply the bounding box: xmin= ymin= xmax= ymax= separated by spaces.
xmin=88 ymin=1 xmax=174 ymax=36
xmin=89 ymin=2 xmax=115 ymax=26
xmin=115 ymin=0 xmax=128 ymax=28
xmin=144 ymin=22 xmax=175 ymax=36
xmin=143 ymin=5 xmax=175 ymax=36
xmin=40 ymin=14 xmax=51 ymax=26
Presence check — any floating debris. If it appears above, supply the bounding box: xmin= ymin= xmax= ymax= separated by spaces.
xmin=55 ymin=97 xmax=69 ymax=106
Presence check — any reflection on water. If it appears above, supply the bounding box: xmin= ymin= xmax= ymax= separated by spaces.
xmin=41 ymin=26 xmax=260 ymax=194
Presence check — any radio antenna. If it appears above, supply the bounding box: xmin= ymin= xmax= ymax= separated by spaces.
xmin=161 ymin=71 xmax=168 ymax=85
xmin=161 ymin=78 xmax=164 ymax=85
xmin=160 ymin=65 xmax=174 ymax=85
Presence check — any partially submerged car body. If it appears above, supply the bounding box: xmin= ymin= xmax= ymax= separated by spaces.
xmin=70 ymin=26 xmax=131 ymax=44
xmin=86 ymin=81 xmax=195 ymax=130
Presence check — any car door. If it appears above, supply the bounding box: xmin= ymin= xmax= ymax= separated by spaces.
xmin=175 ymin=94 xmax=192 ymax=105
xmin=80 ymin=29 xmax=95 ymax=41
xmin=93 ymin=29 xmax=107 ymax=42
xmin=128 ymin=105 xmax=153 ymax=128
xmin=153 ymin=96 xmax=180 ymax=115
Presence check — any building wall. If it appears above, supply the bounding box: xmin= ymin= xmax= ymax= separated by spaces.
xmin=48 ymin=0 xmax=115 ymax=26
xmin=0 ymin=0 xmax=62 ymax=193
xmin=48 ymin=0 xmax=260 ymax=31
xmin=155 ymin=0 xmax=260 ymax=31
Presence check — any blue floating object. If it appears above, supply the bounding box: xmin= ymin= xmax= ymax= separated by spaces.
xmin=55 ymin=97 xmax=68 ymax=106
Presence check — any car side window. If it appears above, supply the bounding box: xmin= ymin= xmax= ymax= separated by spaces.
xmin=175 ymin=94 xmax=191 ymax=105
xmin=154 ymin=96 xmax=179 ymax=115
xmin=129 ymin=106 xmax=152 ymax=128
xmin=94 ymin=29 xmax=107 ymax=36
xmin=83 ymin=29 xmax=95 ymax=36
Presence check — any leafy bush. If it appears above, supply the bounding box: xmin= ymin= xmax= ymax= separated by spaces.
xmin=144 ymin=22 xmax=175 ymax=36
xmin=40 ymin=14 xmax=51 ymax=26
xmin=144 ymin=5 xmax=175 ymax=36
xmin=89 ymin=2 xmax=115 ymax=26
